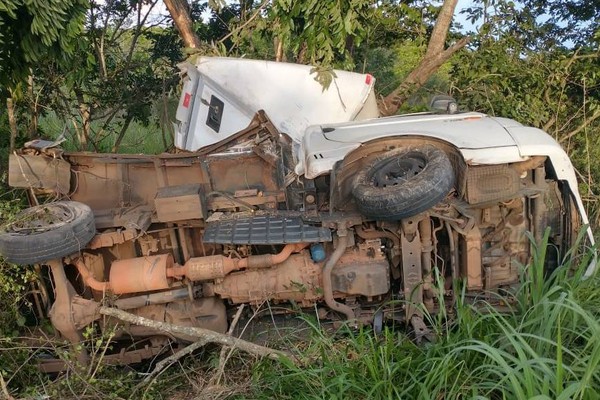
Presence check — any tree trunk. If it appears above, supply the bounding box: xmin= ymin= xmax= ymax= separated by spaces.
xmin=27 ymin=74 xmax=38 ymax=139
xmin=379 ymin=0 xmax=469 ymax=116
xmin=163 ymin=0 xmax=202 ymax=49
xmin=7 ymin=97 xmax=18 ymax=153
xmin=111 ymin=114 xmax=134 ymax=153
xmin=74 ymin=89 xmax=91 ymax=151
xmin=275 ymin=37 xmax=284 ymax=62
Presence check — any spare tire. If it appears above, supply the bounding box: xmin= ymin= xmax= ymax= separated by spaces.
xmin=352 ymin=144 xmax=454 ymax=220
xmin=0 ymin=201 xmax=96 ymax=265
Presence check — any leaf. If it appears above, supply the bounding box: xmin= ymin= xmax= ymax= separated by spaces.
xmin=310 ymin=65 xmax=336 ymax=91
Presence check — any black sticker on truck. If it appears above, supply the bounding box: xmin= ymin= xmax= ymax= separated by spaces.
xmin=206 ymin=95 xmax=224 ymax=132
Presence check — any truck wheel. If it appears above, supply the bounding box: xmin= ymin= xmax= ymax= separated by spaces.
xmin=352 ymin=144 xmax=454 ymax=220
xmin=0 ymin=201 xmax=95 ymax=265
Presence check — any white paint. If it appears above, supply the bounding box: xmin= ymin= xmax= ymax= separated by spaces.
xmin=174 ymin=56 xmax=595 ymax=275
xmin=174 ymin=57 xmax=378 ymax=151
xmin=296 ymin=113 xmax=595 ymax=268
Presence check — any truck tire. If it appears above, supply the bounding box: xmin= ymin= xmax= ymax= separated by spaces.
xmin=352 ymin=144 xmax=454 ymax=220
xmin=0 ymin=201 xmax=96 ymax=265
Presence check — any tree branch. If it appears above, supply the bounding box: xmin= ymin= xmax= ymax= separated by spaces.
xmin=219 ymin=0 xmax=269 ymax=44
xmin=379 ymin=0 xmax=468 ymax=116
xmin=164 ymin=0 xmax=202 ymax=50
xmin=98 ymin=306 xmax=290 ymax=361
xmin=124 ymin=0 xmax=158 ymax=68
xmin=426 ymin=0 xmax=459 ymax=57
xmin=111 ymin=113 xmax=133 ymax=152
xmin=212 ymin=304 xmax=245 ymax=386
xmin=559 ymin=108 xmax=600 ymax=144
xmin=0 ymin=373 xmax=14 ymax=400
xmin=140 ymin=340 xmax=206 ymax=386
xmin=380 ymin=35 xmax=470 ymax=116
xmin=7 ymin=96 xmax=18 ymax=153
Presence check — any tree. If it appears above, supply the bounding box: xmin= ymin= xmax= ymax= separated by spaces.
xmin=526 ymin=0 xmax=599 ymax=47
xmin=0 ymin=0 xmax=87 ymax=151
xmin=0 ymin=0 xmax=87 ymax=90
xmin=378 ymin=0 xmax=469 ymax=115
xmin=162 ymin=0 xmax=467 ymax=114
xmin=30 ymin=0 xmax=183 ymax=152
xmin=265 ymin=0 xmax=371 ymax=67
xmin=163 ymin=0 xmax=202 ymax=49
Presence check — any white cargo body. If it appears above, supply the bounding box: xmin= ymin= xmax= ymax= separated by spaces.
xmin=174 ymin=57 xmax=379 ymax=151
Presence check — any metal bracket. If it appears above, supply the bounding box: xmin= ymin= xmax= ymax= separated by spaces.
xmin=410 ymin=315 xmax=435 ymax=344
xmin=47 ymin=260 xmax=89 ymax=365
xmin=401 ymin=231 xmax=423 ymax=321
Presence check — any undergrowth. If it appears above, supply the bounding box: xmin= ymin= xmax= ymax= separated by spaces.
xmin=0 ymin=227 xmax=598 ymax=399
xmin=250 ymin=232 xmax=600 ymax=400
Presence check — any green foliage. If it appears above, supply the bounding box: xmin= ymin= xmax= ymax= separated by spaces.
xmin=0 ymin=259 xmax=31 ymax=337
xmin=29 ymin=1 xmax=180 ymax=152
xmin=451 ymin=0 xmax=600 ymax=223
xmin=0 ymin=183 xmax=30 ymax=337
xmin=274 ymin=0 xmax=372 ymax=67
xmin=251 ymin=240 xmax=600 ymax=399
xmin=361 ymin=42 xmax=453 ymax=110
xmin=309 ymin=66 xmax=337 ymax=91
xmin=38 ymin=110 xmax=167 ymax=154
xmin=0 ymin=0 xmax=87 ymax=92
xmin=0 ymin=181 xmax=41 ymax=395
xmin=198 ymin=0 xmax=370 ymax=66
xmin=464 ymin=0 xmax=600 ymax=48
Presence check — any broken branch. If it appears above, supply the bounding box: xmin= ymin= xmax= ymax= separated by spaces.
xmin=559 ymin=108 xmax=600 ymax=143
xmin=98 ymin=306 xmax=289 ymax=362
xmin=141 ymin=340 xmax=207 ymax=386
xmin=379 ymin=0 xmax=469 ymax=116
xmin=212 ymin=304 xmax=246 ymax=386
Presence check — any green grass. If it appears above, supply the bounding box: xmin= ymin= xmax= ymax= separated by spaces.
xmin=0 ymin=207 xmax=598 ymax=399
xmin=248 ymin=232 xmax=600 ymax=400
xmin=38 ymin=110 xmax=170 ymax=154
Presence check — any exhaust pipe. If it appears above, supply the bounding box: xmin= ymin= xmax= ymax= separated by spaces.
xmin=73 ymin=243 xmax=307 ymax=295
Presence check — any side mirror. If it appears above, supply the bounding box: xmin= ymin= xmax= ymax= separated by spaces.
xmin=429 ymin=95 xmax=458 ymax=114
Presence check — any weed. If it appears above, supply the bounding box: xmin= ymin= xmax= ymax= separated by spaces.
xmin=249 ymin=240 xmax=600 ymax=400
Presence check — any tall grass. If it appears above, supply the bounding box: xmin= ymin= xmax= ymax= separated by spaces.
xmin=38 ymin=111 xmax=169 ymax=154
xmin=250 ymin=232 xmax=600 ymax=399
xmin=1 ymin=222 xmax=598 ymax=399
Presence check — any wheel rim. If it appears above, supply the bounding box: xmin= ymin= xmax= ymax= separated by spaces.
xmin=9 ymin=203 xmax=76 ymax=234
xmin=372 ymin=152 xmax=427 ymax=188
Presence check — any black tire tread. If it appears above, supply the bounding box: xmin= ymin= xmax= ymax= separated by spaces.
xmin=352 ymin=145 xmax=454 ymax=220
xmin=0 ymin=201 xmax=96 ymax=265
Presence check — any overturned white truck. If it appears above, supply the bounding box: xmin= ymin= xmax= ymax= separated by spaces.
xmin=0 ymin=57 xmax=595 ymax=369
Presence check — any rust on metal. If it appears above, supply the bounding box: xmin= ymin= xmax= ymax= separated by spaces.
xmin=73 ymin=257 xmax=111 ymax=292
xmin=321 ymin=235 xmax=355 ymax=321
xmin=401 ymin=232 xmax=423 ymax=320
xmin=460 ymin=228 xmax=483 ymax=290
xmin=2 ymin=108 xmax=582 ymax=369
xmin=46 ymin=260 xmax=89 ymax=365
xmin=8 ymin=153 xmax=71 ymax=194
xmin=110 ymin=254 xmax=175 ymax=294
xmin=167 ymin=243 xmax=307 ymax=281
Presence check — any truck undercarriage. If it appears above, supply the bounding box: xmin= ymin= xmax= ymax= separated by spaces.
xmin=1 ymin=112 xmax=583 ymax=369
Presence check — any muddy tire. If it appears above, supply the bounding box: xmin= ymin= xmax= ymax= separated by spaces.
xmin=0 ymin=201 xmax=95 ymax=265
xmin=352 ymin=145 xmax=454 ymax=220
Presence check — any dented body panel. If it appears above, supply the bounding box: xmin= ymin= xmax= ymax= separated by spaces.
xmin=175 ymin=57 xmax=379 ymax=151
xmin=2 ymin=58 xmax=594 ymax=369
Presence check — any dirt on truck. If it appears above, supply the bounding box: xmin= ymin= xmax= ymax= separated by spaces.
xmin=0 ymin=57 xmax=595 ymax=371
